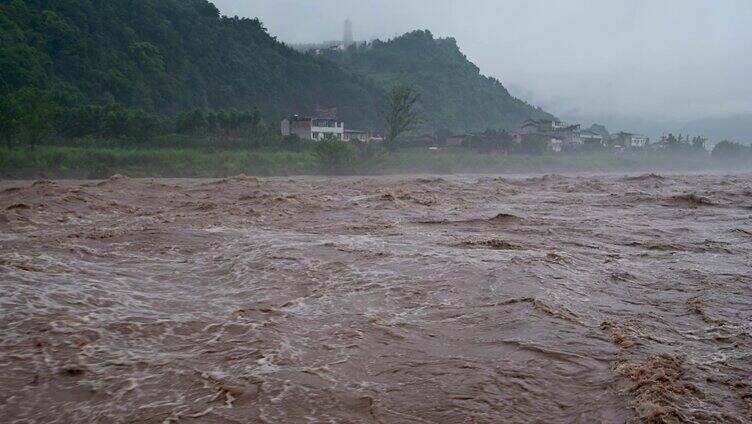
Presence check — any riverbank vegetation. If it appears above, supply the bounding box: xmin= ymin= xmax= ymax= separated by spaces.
xmin=3 ymin=143 xmax=750 ymax=179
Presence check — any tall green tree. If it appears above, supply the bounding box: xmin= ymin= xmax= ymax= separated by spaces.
xmin=383 ymin=84 xmax=420 ymax=149
xmin=250 ymin=106 xmax=261 ymax=135
xmin=0 ymin=95 xmax=20 ymax=146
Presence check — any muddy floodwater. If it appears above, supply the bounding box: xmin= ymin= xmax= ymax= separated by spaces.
xmin=1 ymin=173 xmax=751 ymax=423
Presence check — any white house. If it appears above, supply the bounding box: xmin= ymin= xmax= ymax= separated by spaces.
xmin=580 ymin=130 xmax=605 ymax=147
xmin=550 ymin=138 xmax=563 ymax=152
xmin=281 ymin=115 xmax=344 ymax=140
xmin=520 ymin=119 xmax=581 ymax=147
xmin=520 ymin=119 xmax=570 ymax=134
xmin=613 ymin=132 xmax=649 ymax=148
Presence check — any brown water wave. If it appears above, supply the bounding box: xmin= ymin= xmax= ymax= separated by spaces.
xmin=1 ymin=173 xmax=751 ymax=423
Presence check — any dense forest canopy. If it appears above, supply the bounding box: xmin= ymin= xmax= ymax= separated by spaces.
xmin=0 ymin=0 xmax=552 ymax=143
xmin=0 ymin=0 xmax=383 ymax=131
xmin=322 ymin=30 xmax=555 ymax=132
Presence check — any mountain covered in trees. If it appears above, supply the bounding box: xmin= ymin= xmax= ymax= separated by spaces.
xmin=322 ymin=31 xmax=555 ymax=132
xmin=1 ymin=0 xmax=552 ymax=142
xmin=0 ymin=0 xmax=383 ymax=136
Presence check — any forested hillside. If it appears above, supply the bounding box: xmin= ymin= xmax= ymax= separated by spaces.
xmin=0 ymin=0 xmax=552 ymax=144
xmin=0 ymin=0 xmax=383 ymax=137
xmin=323 ymin=30 xmax=555 ymax=132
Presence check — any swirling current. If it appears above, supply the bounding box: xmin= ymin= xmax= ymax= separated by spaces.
xmin=1 ymin=173 xmax=750 ymax=423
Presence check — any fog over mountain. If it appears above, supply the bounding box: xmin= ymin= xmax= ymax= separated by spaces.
xmin=214 ymin=0 xmax=752 ymax=141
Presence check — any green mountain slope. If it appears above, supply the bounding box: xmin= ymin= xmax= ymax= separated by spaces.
xmin=323 ymin=30 xmax=555 ymax=132
xmin=1 ymin=1 xmax=551 ymax=136
xmin=0 ymin=0 xmax=382 ymax=129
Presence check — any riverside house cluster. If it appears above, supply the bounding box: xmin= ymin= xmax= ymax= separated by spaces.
xmin=280 ymin=113 xmax=649 ymax=154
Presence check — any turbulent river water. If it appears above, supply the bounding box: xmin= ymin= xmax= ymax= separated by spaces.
xmin=1 ymin=173 xmax=751 ymax=423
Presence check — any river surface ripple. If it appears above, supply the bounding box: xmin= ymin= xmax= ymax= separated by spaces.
xmin=1 ymin=173 xmax=751 ymax=423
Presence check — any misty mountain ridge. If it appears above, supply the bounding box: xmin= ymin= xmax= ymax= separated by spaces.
xmin=0 ymin=0 xmax=552 ymax=134
xmin=319 ymin=30 xmax=554 ymax=132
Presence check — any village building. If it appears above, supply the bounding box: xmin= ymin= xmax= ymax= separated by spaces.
xmin=281 ymin=115 xmax=344 ymax=140
xmin=519 ymin=133 xmax=563 ymax=153
xmin=555 ymin=125 xmax=582 ymax=146
xmin=519 ymin=119 xmax=571 ymax=134
xmin=580 ymin=129 xmax=605 ymax=147
xmin=612 ymin=132 xmax=649 ymax=148
xmin=550 ymin=138 xmax=563 ymax=152
xmin=342 ymin=129 xmax=370 ymax=142
xmin=518 ymin=119 xmax=582 ymax=150
xmin=446 ymin=134 xmax=470 ymax=147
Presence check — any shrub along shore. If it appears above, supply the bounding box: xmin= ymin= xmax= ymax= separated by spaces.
xmin=2 ymin=145 xmax=749 ymax=180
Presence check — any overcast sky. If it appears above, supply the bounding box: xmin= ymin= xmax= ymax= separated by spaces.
xmin=213 ymin=0 xmax=752 ymax=136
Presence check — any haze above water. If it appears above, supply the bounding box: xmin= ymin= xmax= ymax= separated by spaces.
xmin=215 ymin=0 xmax=752 ymax=141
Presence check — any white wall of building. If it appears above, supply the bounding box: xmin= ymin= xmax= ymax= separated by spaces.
xmin=631 ymin=135 xmax=649 ymax=147
xmin=311 ymin=123 xmax=344 ymax=140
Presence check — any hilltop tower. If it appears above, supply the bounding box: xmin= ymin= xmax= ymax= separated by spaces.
xmin=343 ymin=18 xmax=354 ymax=46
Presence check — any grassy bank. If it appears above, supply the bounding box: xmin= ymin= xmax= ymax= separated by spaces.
xmin=1 ymin=145 xmax=748 ymax=179
xmin=0 ymin=146 xmax=317 ymax=179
